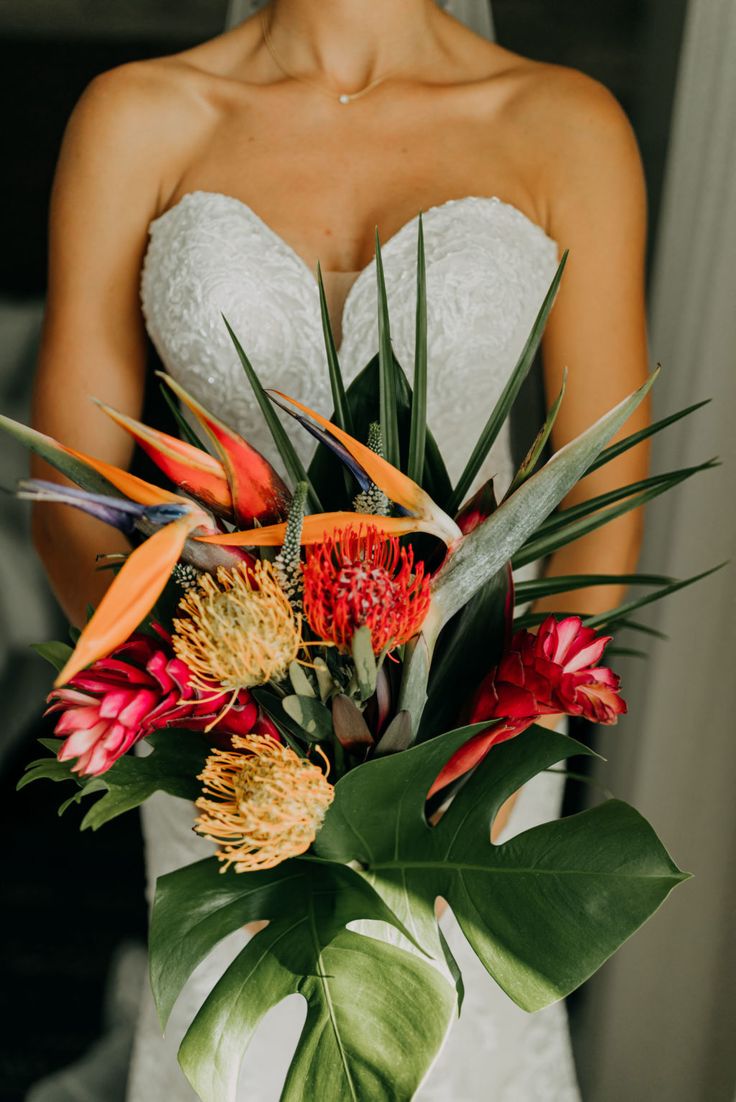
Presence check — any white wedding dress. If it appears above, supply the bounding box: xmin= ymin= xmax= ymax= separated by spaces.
xmin=125 ymin=191 xmax=582 ymax=1101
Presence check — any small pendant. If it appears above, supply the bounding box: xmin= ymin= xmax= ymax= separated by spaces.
xmin=338 ymin=93 xmax=351 ymax=105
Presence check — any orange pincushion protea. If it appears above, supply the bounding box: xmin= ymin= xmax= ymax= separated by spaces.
xmin=302 ymin=526 xmax=431 ymax=654
xmin=194 ymin=734 xmax=334 ymax=872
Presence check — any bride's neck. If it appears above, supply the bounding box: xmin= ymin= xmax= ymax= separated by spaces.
xmin=263 ymin=0 xmax=442 ymax=88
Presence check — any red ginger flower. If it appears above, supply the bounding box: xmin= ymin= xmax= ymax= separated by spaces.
xmin=429 ymin=615 xmax=626 ymax=797
xmin=45 ymin=624 xmax=267 ymax=777
xmin=302 ymin=526 xmax=431 ymax=654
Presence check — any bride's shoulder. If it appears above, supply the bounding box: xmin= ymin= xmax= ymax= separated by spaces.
xmin=476 ymin=48 xmax=643 ymax=211
xmin=478 ymin=45 xmax=637 ymax=154
xmin=71 ymin=51 xmax=213 ymax=140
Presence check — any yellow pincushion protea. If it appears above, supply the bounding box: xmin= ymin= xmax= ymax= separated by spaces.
xmin=172 ymin=559 xmax=301 ymax=691
xmin=194 ymin=734 xmax=335 ymax=872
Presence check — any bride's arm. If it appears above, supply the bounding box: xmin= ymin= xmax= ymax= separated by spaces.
xmin=489 ymin=72 xmax=650 ymax=844
xmin=31 ymin=65 xmax=176 ymax=627
xmin=535 ymin=69 xmax=651 ymax=619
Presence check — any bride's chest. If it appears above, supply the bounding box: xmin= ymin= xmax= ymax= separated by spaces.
xmin=139 ymin=190 xmax=559 ymax=478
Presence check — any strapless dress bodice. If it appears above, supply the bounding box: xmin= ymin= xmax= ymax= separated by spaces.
xmin=139 ymin=191 xmax=559 ymax=496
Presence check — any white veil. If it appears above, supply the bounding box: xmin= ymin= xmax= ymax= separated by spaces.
xmin=224 ymin=0 xmax=495 ymax=41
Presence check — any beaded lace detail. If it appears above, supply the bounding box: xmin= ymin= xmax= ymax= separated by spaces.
xmin=140 ymin=190 xmax=560 ymax=495
xmin=128 ymin=192 xmax=581 ymax=1101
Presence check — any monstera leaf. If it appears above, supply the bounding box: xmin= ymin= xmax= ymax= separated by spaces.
xmin=316 ymin=723 xmax=689 ymax=1011
xmin=149 ymin=724 xmax=687 ymax=1102
xmin=151 ymin=857 xmax=455 ymax=1102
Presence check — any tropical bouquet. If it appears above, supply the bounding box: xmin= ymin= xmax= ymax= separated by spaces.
xmin=2 ymin=220 xmax=715 ymax=1100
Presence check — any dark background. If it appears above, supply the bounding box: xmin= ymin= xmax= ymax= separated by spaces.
xmin=0 ymin=2 xmax=688 ymax=1099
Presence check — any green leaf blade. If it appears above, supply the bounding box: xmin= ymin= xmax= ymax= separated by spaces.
xmin=221 ymin=314 xmax=323 ymax=511
xmin=433 ymin=368 xmax=659 ymax=623
xmin=448 ymin=251 xmax=568 ymax=515
xmin=407 ymin=213 xmax=428 ymax=483
xmin=375 ymin=232 xmax=401 ymax=469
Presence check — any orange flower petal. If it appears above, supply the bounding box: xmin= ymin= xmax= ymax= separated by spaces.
xmin=95 ymin=402 xmax=233 ymax=515
xmin=160 ymin=374 xmax=290 ymax=526
xmin=55 ymin=514 xmax=198 ymax=687
xmin=268 ymin=389 xmax=433 ymax=515
xmin=63 ymin=446 xmax=185 ymax=507
xmin=196 ymin=511 xmax=425 ymax=547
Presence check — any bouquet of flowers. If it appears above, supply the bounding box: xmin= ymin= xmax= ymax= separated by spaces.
xmin=2 ymin=222 xmax=714 ymax=1100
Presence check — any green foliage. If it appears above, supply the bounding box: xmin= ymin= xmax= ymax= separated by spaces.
xmin=316 ymin=723 xmax=688 ymax=1011
xmin=419 ymin=564 xmax=510 ymax=742
xmin=0 ymin=413 xmax=120 ymax=496
xmin=30 ymin=640 xmax=74 ymax=673
xmin=316 ymin=263 xmax=354 ymax=437
xmin=158 ymin=383 xmax=208 ymax=450
xmin=375 ymin=230 xmax=401 ymax=469
xmin=586 ymin=397 xmax=711 ymax=475
xmin=307 ymin=353 xmax=452 ymax=511
xmin=407 ymin=213 xmax=428 ymax=483
xmin=221 ymin=314 xmax=323 ymax=510
xmin=447 ymin=251 xmax=568 ymax=515
xmin=504 ymin=367 xmax=567 ymax=498
xmin=18 ymin=730 xmax=210 ymax=830
xmin=429 ymin=370 xmax=658 ymax=630
xmin=151 ymin=857 xmax=454 ymax=1102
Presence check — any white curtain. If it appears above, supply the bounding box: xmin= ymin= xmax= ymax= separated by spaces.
xmin=577 ymin=1 xmax=736 ymax=1098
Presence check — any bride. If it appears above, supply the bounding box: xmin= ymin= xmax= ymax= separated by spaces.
xmin=30 ymin=0 xmax=649 ymax=1098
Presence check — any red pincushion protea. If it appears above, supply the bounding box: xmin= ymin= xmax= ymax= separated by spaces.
xmin=429 ymin=615 xmax=626 ymax=797
xmin=302 ymin=527 xmax=431 ymax=654
xmin=45 ymin=625 xmax=263 ymax=777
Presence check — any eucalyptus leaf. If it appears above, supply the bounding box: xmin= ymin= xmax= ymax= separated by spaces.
xmin=282 ymin=694 xmax=334 ymax=741
xmin=288 ymin=660 xmax=316 ymax=698
xmin=351 ymin=624 xmax=377 ymax=700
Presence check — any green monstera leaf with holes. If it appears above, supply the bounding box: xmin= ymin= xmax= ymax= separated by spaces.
xmin=315 ymin=722 xmax=688 ymax=1012
xmin=150 ymin=856 xmax=455 ymax=1102
xmin=149 ymin=723 xmax=686 ymax=1102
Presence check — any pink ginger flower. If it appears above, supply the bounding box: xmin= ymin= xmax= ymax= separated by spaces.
xmin=429 ymin=615 xmax=626 ymax=797
xmin=45 ymin=624 xmax=266 ymax=776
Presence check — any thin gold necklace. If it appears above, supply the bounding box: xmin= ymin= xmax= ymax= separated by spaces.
xmin=259 ymin=9 xmax=399 ymax=105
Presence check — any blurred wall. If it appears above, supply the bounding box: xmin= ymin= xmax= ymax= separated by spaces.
xmin=575 ymin=2 xmax=736 ymax=1098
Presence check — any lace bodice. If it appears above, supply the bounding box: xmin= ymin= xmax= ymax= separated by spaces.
xmin=140 ymin=191 xmax=559 ymax=496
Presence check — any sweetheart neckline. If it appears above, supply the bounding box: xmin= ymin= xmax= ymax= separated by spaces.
xmin=145 ymin=190 xmax=559 ymax=357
